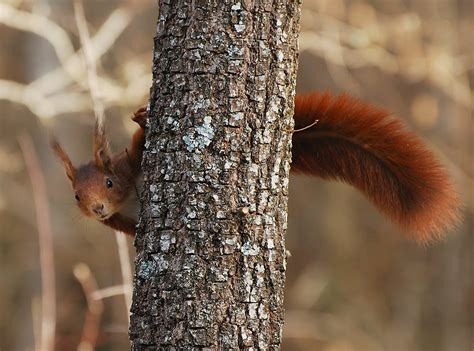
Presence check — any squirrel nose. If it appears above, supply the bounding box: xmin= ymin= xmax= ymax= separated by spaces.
xmin=92 ymin=204 xmax=104 ymax=215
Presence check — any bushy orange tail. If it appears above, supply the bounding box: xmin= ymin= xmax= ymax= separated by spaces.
xmin=291 ymin=91 xmax=461 ymax=243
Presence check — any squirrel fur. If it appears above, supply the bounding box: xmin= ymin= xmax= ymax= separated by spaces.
xmin=52 ymin=93 xmax=460 ymax=243
xmin=51 ymin=107 xmax=146 ymax=235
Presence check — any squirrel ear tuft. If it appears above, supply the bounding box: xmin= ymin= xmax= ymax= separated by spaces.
xmin=93 ymin=120 xmax=113 ymax=172
xmin=94 ymin=146 xmax=113 ymax=172
xmin=50 ymin=138 xmax=76 ymax=183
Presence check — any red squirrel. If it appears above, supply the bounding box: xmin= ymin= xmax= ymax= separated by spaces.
xmin=52 ymin=92 xmax=460 ymax=243
xmin=51 ymin=107 xmax=147 ymax=235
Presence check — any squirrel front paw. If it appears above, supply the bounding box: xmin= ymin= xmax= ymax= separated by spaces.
xmin=132 ymin=106 xmax=147 ymax=128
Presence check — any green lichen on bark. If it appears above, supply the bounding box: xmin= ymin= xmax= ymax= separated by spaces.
xmin=130 ymin=1 xmax=301 ymax=349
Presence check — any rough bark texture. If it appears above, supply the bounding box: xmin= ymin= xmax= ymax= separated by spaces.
xmin=130 ymin=1 xmax=301 ymax=349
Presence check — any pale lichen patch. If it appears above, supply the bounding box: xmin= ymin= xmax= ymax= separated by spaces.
xmin=183 ymin=116 xmax=215 ymax=152
xmin=234 ymin=24 xmax=245 ymax=32
xmin=241 ymin=242 xmax=260 ymax=256
xmin=231 ymin=3 xmax=241 ymax=11
xmin=137 ymin=258 xmax=157 ymax=279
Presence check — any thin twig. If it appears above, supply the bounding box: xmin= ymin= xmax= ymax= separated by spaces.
xmin=0 ymin=3 xmax=132 ymax=100
xmin=31 ymin=297 xmax=41 ymax=351
xmin=73 ymin=263 xmax=104 ymax=351
xmin=31 ymin=7 xmax=132 ymax=95
xmin=0 ymin=4 xmax=135 ymax=118
xmin=19 ymin=133 xmax=56 ymax=351
xmin=73 ymin=0 xmax=105 ymax=126
xmin=74 ymin=0 xmax=134 ymax=319
xmin=115 ymin=232 xmax=133 ymax=315
xmin=300 ymin=8 xmax=473 ymax=109
xmin=0 ymin=3 xmax=75 ymax=71
xmin=91 ymin=284 xmax=130 ymax=300
xmin=291 ymin=119 xmax=319 ymax=133
xmin=0 ymin=79 xmax=56 ymax=119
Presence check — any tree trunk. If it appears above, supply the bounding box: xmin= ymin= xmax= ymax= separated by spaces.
xmin=129 ymin=1 xmax=301 ymax=349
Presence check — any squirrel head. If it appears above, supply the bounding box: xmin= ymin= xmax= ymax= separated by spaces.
xmin=51 ymin=122 xmax=132 ymax=221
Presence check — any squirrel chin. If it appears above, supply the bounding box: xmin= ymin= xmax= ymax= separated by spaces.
xmin=98 ymin=213 xmax=114 ymax=221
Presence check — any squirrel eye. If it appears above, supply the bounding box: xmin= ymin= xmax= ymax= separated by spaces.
xmin=106 ymin=178 xmax=113 ymax=188
xmin=75 ymin=194 xmax=80 ymax=201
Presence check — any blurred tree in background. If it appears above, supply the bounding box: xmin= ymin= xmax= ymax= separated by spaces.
xmin=0 ymin=1 xmax=472 ymax=350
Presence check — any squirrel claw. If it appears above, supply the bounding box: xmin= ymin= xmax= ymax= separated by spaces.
xmin=132 ymin=106 xmax=147 ymax=128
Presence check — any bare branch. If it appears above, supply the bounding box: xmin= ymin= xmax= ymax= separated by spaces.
xmin=0 ymin=80 xmax=56 ymax=119
xmin=115 ymin=232 xmax=133 ymax=316
xmin=91 ymin=284 xmax=130 ymax=300
xmin=300 ymin=8 xmax=473 ymax=109
xmin=73 ymin=0 xmax=105 ymax=126
xmin=31 ymin=7 xmax=132 ymax=97
xmin=18 ymin=133 xmax=56 ymax=351
xmin=73 ymin=263 xmax=104 ymax=351
xmin=0 ymin=3 xmax=75 ymax=70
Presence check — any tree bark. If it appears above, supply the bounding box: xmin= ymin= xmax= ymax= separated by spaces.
xmin=130 ymin=1 xmax=301 ymax=349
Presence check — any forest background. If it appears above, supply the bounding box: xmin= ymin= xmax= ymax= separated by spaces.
xmin=0 ymin=0 xmax=472 ymax=350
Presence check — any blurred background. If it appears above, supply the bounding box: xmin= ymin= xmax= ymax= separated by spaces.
xmin=0 ymin=0 xmax=472 ymax=350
